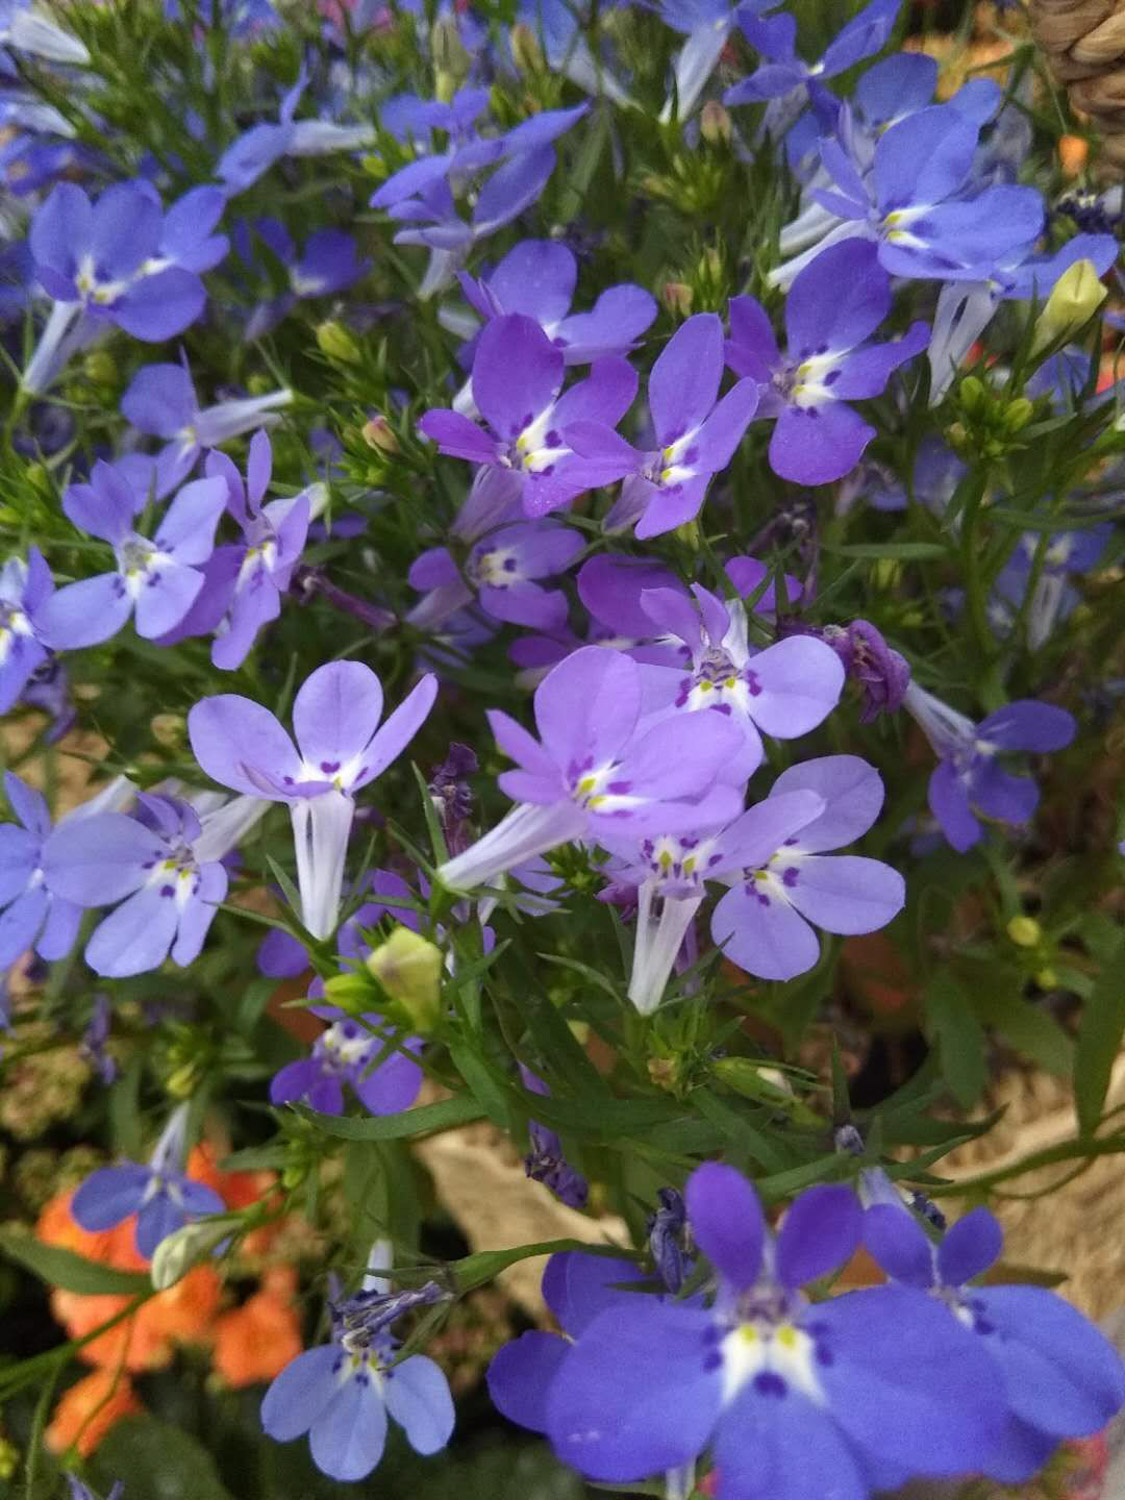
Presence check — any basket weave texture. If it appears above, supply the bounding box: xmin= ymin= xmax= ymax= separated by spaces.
xmin=1032 ymin=0 xmax=1125 ymax=168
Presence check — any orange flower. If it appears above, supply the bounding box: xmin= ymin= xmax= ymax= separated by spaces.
xmin=45 ymin=1369 xmax=141 ymax=1458
xmin=212 ymin=1270 xmax=302 ymax=1389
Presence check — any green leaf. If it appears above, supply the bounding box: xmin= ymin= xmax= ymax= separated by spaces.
xmin=824 ymin=541 xmax=948 ymax=560
xmin=925 ymin=972 xmax=987 ymax=1108
xmin=454 ymin=1238 xmax=629 ymax=1293
xmin=301 ymin=1092 xmax=485 ymax=1141
xmin=0 ymin=1228 xmax=152 ymax=1296
xmin=90 ymin=1417 xmax=235 ymax=1500
xmin=1073 ymin=929 xmax=1125 ymax=1135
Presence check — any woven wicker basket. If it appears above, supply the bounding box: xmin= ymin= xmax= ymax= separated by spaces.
xmin=1032 ymin=0 xmax=1125 ymax=170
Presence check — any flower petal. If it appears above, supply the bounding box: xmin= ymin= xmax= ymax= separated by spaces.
xmin=685 ymin=1161 xmax=764 ymax=1291
xmin=385 ymin=1354 xmax=454 ymax=1455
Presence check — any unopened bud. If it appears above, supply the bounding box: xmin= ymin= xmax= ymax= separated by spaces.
xmin=316 ymin=320 xmax=361 ymax=365
xmin=362 ymin=415 xmax=399 ymax=454
xmin=1006 ymin=915 xmax=1042 ymax=948
xmin=958 ymin=375 xmax=987 ymax=417
xmin=1002 ymin=397 xmax=1033 ymax=435
xmin=365 ymin=926 xmax=443 ymax=1034
xmin=700 ymin=100 xmax=732 ymax=144
xmin=150 ymin=1217 xmax=230 ymax=1291
xmin=1031 ymin=258 xmax=1107 ymax=358
xmin=510 ymin=21 xmax=545 ymax=74
xmin=82 ymin=349 xmax=117 ymax=387
xmin=150 ymin=712 xmax=185 ymax=749
xmin=432 ymin=13 xmax=471 ymax=82
xmin=1036 ymin=967 xmax=1059 ymax=990
xmin=662 ymin=281 xmax=693 ymax=317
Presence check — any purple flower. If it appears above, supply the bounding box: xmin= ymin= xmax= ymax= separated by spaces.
xmin=0 ymin=772 xmax=83 ymax=972
xmin=217 ymin=67 xmax=375 ymax=195
xmin=237 ymin=218 xmax=370 ymax=340
xmin=781 ymin=618 xmax=910 ymax=723
xmin=711 ymin=755 xmax=905 ymax=982
xmin=408 ymin=519 xmax=584 ymax=632
xmin=37 ymin=462 xmax=226 ymax=651
xmin=488 ymin=1250 xmax=647 ymax=1435
xmin=903 ymin=684 xmax=1076 ymax=852
xmin=727 ymin=240 xmax=928 ymax=485
xmin=566 ymin=313 xmax=758 ymax=538
xmin=261 ymin=1263 xmax=454 ymax=1482
xmin=638 ymin=584 xmax=845 ymax=781
xmin=0 ymin=0 xmax=90 ymax=62
xmin=0 ymin=546 xmax=53 ymax=713
xmin=992 ymin=525 xmax=1112 ymax=651
xmin=436 ymin=646 xmax=744 ymax=893
xmin=545 ymin=1162 xmax=1015 ymax=1497
xmin=727 ymin=0 xmax=900 ymax=108
xmin=658 ymin=0 xmax=765 ymax=121
xmin=71 ymin=1103 xmax=225 ymax=1260
xmin=165 ymin=432 xmax=310 ymax=668
xmin=865 ymin=1200 xmax=1125 ymax=1480
xmin=24 ymin=181 xmax=227 ymax=392
xmin=648 ymin=1186 xmax=691 ymax=1292
xmin=457 ymin=238 xmax=657 ymax=366
xmin=67 ymin=1478 xmax=123 ymax=1500
xmin=43 ymin=793 xmax=229 ymax=978
xmin=428 ymin=743 xmax=478 ymax=857
xmin=188 ymin=662 xmax=437 ymax=938
xmin=419 ymin=313 xmax=637 ymax=517
xmin=18 ymin=656 xmax=76 ymax=743
xmin=271 ymin=1005 xmax=423 ymax=1117
xmin=121 ymin=357 xmax=293 ymax=496
xmin=519 ymin=1067 xmax=588 ymax=1209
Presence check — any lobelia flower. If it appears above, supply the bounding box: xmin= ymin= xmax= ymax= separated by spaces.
xmin=24 ymin=181 xmax=229 ymax=393
xmin=564 ymin=313 xmax=758 ymax=538
xmin=67 ymin=1479 xmax=124 ymax=1500
xmin=42 ymin=793 xmax=230 ymax=978
xmin=636 ymin=584 xmax=845 ymax=782
xmin=488 ymin=1250 xmax=647 ymax=1435
xmin=188 ymin=661 xmax=438 ymax=939
xmin=711 ymin=755 xmax=905 ymax=982
xmin=162 ymin=432 xmax=310 ymax=669
xmin=545 ymin=1162 xmax=1016 ymax=1499
xmin=771 ymin=102 xmax=1044 ymax=291
xmin=270 ymin=1005 xmax=423 ymax=1117
xmin=657 ymin=0 xmax=771 ymax=123
xmin=236 ymin=218 xmax=370 ymax=340
xmin=726 ymin=239 xmax=928 ymax=485
xmin=419 ymin=313 xmax=638 ymax=517
xmin=71 ymin=1103 xmax=225 ymax=1260
xmin=519 ymin=1066 xmax=589 ymax=1209
xmin=991 ymin=525 xmax=1112 ymax=652
xmin=864 ymin=1198 xmax=1125 ymax=1481
xmin=217 ymin=65 xmax=376 ymax=195
xmin=456 ymin=238 xmax=657 ymax=367
xmin=726 ymin=0 xmax=900 ymax=111
xmin=436 ymin=645 xmax=745 ymax=893
xmin=407 ymin=518 xmax=584 ymax=633
xmin=0 ymin=545 xmax=53 ymax=712
xmin=514 ymin=0 xmax=633 ymax=105
xmin=0 ymin=772 xmax=83 ymax=975
xmin=261 ymin=1244 xmax=455 ymax=1482
xmin=18 ymin=656 xmax=76 ymax=743
xmin=0 ymin=0 xmax=90 ymax=62
xmin=902 ymin=683 xmax=1076 ymax=853
xmin=121 ymin=357 xmax=293 ymax=496
xmin=37 ymin=462 xmax=227 ymax=651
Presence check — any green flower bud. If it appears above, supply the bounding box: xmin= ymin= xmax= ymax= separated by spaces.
xmin=150 ymin=1216 xmax=232 ymax=1291
xmin=1030 ymin=258 xmax=1107 ymax=358
xmin=365 ymin=926 xmax=443 ymax=1034
xmin=317 ymin=320 xmax=361 ymax=364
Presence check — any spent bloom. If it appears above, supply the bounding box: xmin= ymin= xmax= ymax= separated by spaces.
xmin=545 ymin=1162 xmax=1018 ymax=1499
xmin=43 ymin=793 xmax=231 ymax=978
xmin=726 ymin=239 xmax=928 ymax=485
xmin=437 ymin=646 xmax=744 ymax=893
xmin=0 ymin=546 xmax=53 ymax=713
xmin=71 ymin=1103 xmax=225 ymax=1260
xmin=189 ymin=662 xmax=437 ymax=939
xmin=565 ymin=312 xmax=758 ymax=538
xmin=520 ymin=1067 xmax=589 ymax=1209
xmin=38 ymin=462 xmax=227 ymax=651
xmin=903 ymin=684 xmax=1076 ymax=852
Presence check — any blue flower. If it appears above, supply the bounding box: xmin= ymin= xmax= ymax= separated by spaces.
xmin=71 ymin=1103 xmax=225 ymax=1260
xmin=544 ymin=1163 xmax=1019 ymax=1499
xmin=0 ymin=547 xmax=53 ymax=714
xmin=0 ymin=771 xmax=82 ymax=978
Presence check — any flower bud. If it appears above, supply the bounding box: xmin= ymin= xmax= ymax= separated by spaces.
xmin=1006 ymin=915 xmax=1042 ymax=948
xmin=1002 ymin=397 xmax=1033 ymax=435
xmin=150 ymin=1216 xmax=230 ymax=1291
xmin=365 ymin=926 xmax=443 ymax=1034
xmin=316 ymin=320 xmax=361 ymax=364
xmin=0 ymin=1435 xmax=18 ymax=1481
xmin=661 ymin=281 xmax=693 ymax=316
xmin=700 ymin=101 xmax=732 ymax=145
xmin=82 ymin=349 xmax=117 ymax=387
xmin=510 ymin=21 xmax=545 ymax=74
xmin=362 ymin=415 xmax=399 ymax=454
xmin=432 ymin=13 xmax=471 ymax=82
xmin=1030 ymin=258 xmax=1107 ymax=357
xmin=1036 ymin=967 xmax=1059 ymax=990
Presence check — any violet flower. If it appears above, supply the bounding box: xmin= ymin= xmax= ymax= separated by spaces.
xmin=237 ymin=218 xmax=370 ymax=340
xmin=565 ymin=313 xmax=758 ymax=538
xmin=271 ymin=1005 xmax=423 ymax=1117
xmin=456 ymin=238 xmax=657 ymax=366
xmin=436 ymin=645 xmax=744 ymax=893
xmin=0 ymin=771 xmax=83 ymax=973
xmin=43 ymin=793 xmax=230 ymax=978
xmin=188 ymin=662 xmax=438 ymax=939
xmin=217 ymin=65 xmax=375 ymax=195
xmin=726 ymin=0 xmax=900 ymax=110
xmin=991 ymin=525 xmax=1112 ymax=652
xmin=407 ymin=519 xmax=584 ymax=633
xmin=121 ymin=357 xmax=293 ymax=496
xmin=37 ymin=462 xmax=226 ymax=651
xmin=71 ymin=1103 xmax=225 ymax=1260
xmin=0 ymin=0 xmax=90 ymax=62
xmin=865 ymin=1200 xmax=1125 ymax=1480
xmin=419 ymin=312 xmax=637 ymax=517
xmin=727 ymin=239 xmax=928 ymax=485
xmin=903 ymin=684 xmax=1076 ymax=852
xmin=545 ymin=1163 xmax=1016 ymax=1497
xmin=0 ymin=546 xmax=53 ymax=713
